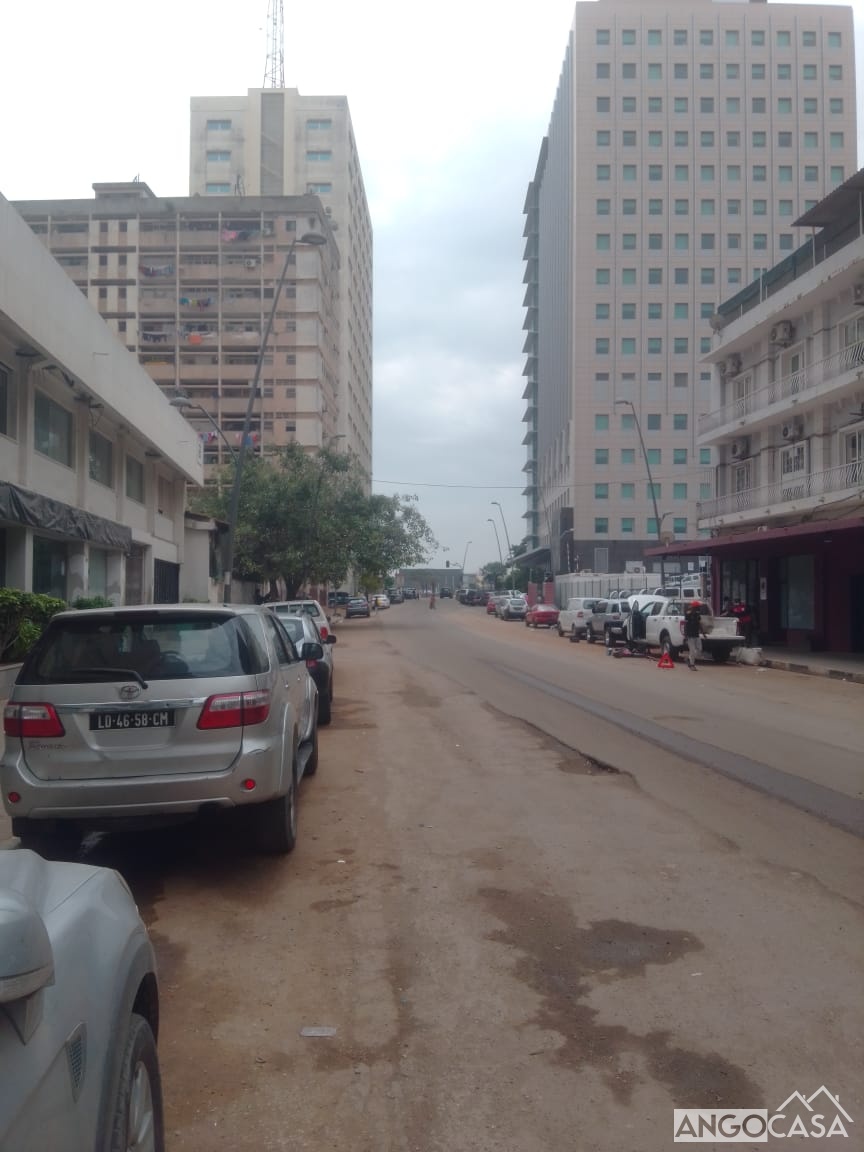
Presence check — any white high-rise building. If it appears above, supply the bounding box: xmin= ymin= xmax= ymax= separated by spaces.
xmin=190 ymin=90 xmax=373 ymax=481
xmin=523 ymin=0 xmax=857 ymax=576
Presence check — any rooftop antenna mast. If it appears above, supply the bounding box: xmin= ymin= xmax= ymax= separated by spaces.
xmin=264 ymin=0 xmax=285 ymax=88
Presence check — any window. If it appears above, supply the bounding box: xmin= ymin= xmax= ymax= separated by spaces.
xmin=727 ymin=197 xmax=741 ymax=213
xmin=699 ymin=65 xmax=713 ymax=81
xmin=674 ymin=268 xmax=689 ymax=285
xmin=673 ymin=413 xmax=688 ymax=431
xmin=622 ymin=233 xmax=637 ymax=250
xmin=673 ymin=449 xmax=688 ymax=465
xmin=622 ymin=302 xmax=636 ymax=320
xmin=829 ymin=65 xmax=843 ymax=81
xmin=596 ymin=268 xmax=610 ymax=285
xmin=623 ymin=164 xmax=637 ymax=181
xmin=595 ymin=338 xmax=609 ymax=355
xmin=648 ymin=338 xmax=663 ymax=355
xmin=751 ymin=29 xmax=765 ymax=46
xmin=779 ymin=61 xmax=793 ymax=79
xmin=206 ymin=119 xmax=231 ymax=130
xmin=622 ymin=268 xmax=637 ymax=285
xmin=753 ymin=233 xmax=767 ymax=250
xmin=621 ymin=450 xmax=636 ymax=466
xmin=596 ymin=165 xmax=611 ymax=181
xmin=594 ymin=484 xmax=609 ymax=499
xmin=674 ymin=97 xmax=688 ymax=113
xmin=674 ymin=63 xmax=688 ymax=80
xmin=595 ymin=303 xmax=610 ymax=320
xmin=779 ymin=234 xmax=794 ymax=251
xmin=673 ymin=303 xmax=688 ymax=320
xmin=778 ymin=166 xmax=793 ymax=185
xmin=728 ymin=268 xmax=741 ymax=285
xmin=647 ymin=29 xmax=662 ymax=45
xmin=673 ymin=28 xmax=687 ymax=46
xmin=727 ymin=131 xmax=740 ymax=147
xmin=700 ymin=97 xmax=714 ymax=114
xmin=777 ymin=97 xmax=792 ymax=115
xmin=648 ymin=199 xmax=663 ymax=216
xmin=205 ymin=183 xmax=231 ymax=194
xmin=673 ymin=518 xmax=687 ymax=536
xmin=647 ymin=63 xmax=662 ymax=81
xmin=726 ymin=64 xmax=740 ymax=81
xmin=594 ymin=518 xmax=609 ymax=535
xmin=700 ymin=29 xmax=713 ymax=46
xmin=699 ymin=448 xmax=712 ymax=466
xmin=206 ymin=150 xmax=230 ymax=162
xmin=621 ymin=518 xmax=635 ymax=534
xmin=751 ymin=64 xmax=766 ymax=81
xmin=830 ymin=132 xmax=844 ymax=150
xmin=726 ymin=98 xmax=741 ymax=114
xmin=752 ymin=97 xmax=766 ymax=114
xmin=622 ymin=96 xmax=637 ymax=113
xmin=622 ymin=28 xmax=636 ymax=45
xmin=830 ymin=99 xmax=844 ymax=115
xmin=34 ymin=392 xmax=74 ymax=467
xmin=648 ymin=165 xmax=663 ymax=182
xmin=596 ymin=28 xmax=610 ymax=45
xmin=674 ymin=165 xmax=688 ymax=182
xmin=803 ymin=98 xmax=817 ymax=114
xmin=725 ymin=30 xmax=740 ymax=47
xmin=804 ymin=166 xmax=818 ymax=183
xmin=674 ymin=131 xmax=689 ymax=148
xmin=803 ymin=64 xmax=817 ymax=81
xmin=802 ymin=30 xmax=816 ymax=47
xmin=647 ymin=450 xmax=661 ymax=467
xmin=645 ymin=414 xmax=661 ymax=432
xmin=595 ymin=449 xmax=609 ymax=465
xmin=647 ymin=234 xmax=662 ymax=250
xmin=700 ymin=303 xmax=714 ymax=320
xmin=728 ymin=234 xmax=741 ymax=250
xmin=89 ymin=431 xmax=113 ymax=487
xmin=776 ymin=30 xmax=791 ymax=48
xmin=306 ymin=118 xmax=332 ymax=130
xmin=597 ymin=97 xmax=610 ymax=113
xmin=700 ymin=268 xmax=715 ymax=285
xmin=648 ymin=131 xmax=662 ymax=148
xmin=597 ymin=198 xmax=611 ymax=216
xmin=594 ymin=414 xmax=609 ymax=432
xmin=648 ymin=268 xmax=662 ymax=285
xmin=621 ymin=338 xmax=636 ymax=355
xmin=700 ymin=234 xmax=715 ymax=251
xmin=753 ymin=198 xmax=767 ymax=215
xmin=648 ymin=96 xmax=663 ymax=113
xmin=831 ymin=166 xmax=845 ymax=185
xmin=620 ymin=413 xmax=636 ymax=431
xmin=804 ymin=131 xmax=818 ymax=149
xmin=778 ymin=131 xmax=792 ymax=149
xmin=700 ymin=165 xmax=714 ymax=182
xmin=778 ymin=199 xmax=793 ymax=216
xmin=622 ymin=63 xmax=637 ymax=80
xmin=675 ymin=199 xmax=689 ymax=216
xmin=125 ymin=455 xmax=145 ymax=504
xmin=596 ymin=63 xmax=610 ymax=79
xmin=648 ymin=303 xmax=662 ymax=320
xmin=752 ymin=132 xmax=766 ymax=149
xmin=674 ymin=483 xmax=688 ymax=500
xmin=596 ymin=233 xmax=611 ymax=251
xmin=675 ymin=234 xmax=689 ymax=251
xmin=674 ymin=337 xmax=689 ymax=354
xmin=700 ymin=131 xmax=714 ymax=148
xmin=596 ymin=130 xmax=611 ymax=146
xmin=827 ymin=31 xmax=841 ymax=48
xmin=700 ymin=483 xmax=712 ymax=500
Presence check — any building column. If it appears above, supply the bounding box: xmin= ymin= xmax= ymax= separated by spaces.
xmin=67 ymin=544 xmax=87 ymax=603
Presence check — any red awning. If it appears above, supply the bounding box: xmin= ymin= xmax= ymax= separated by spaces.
xmin=645 ymin=515 xmax=864 ymax=557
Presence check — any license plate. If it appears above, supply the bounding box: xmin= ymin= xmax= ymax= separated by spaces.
xmin=90 ymin=710 xmax=175 ymax=731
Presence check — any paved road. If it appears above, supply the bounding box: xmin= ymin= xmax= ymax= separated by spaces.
xmin=5 ymin=603 xmax=863 ymax=1150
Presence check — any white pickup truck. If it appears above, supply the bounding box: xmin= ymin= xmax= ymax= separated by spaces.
xmin=626 ymin=598 xmax=741 ymax=663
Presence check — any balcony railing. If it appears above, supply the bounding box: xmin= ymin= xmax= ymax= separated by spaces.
xmin=698 ymin=459 xmax=863 ymax=520
xmin=699 ymin=340 xmax=864 ymax=436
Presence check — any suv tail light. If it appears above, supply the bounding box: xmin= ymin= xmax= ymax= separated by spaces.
xmin=197 ymin=690 xmax=271 ymax=730
xmin=318 ymin=624 xmax=329 ymax=640
xmin=4 ymin=703 xmax=65 ymax=739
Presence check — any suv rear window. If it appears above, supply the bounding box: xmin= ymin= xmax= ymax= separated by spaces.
xmin=20 ymin=613 xmax=268 ymax=683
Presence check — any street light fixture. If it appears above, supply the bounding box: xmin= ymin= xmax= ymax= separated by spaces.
xmin=170 ymin=395 xmax=238 ymax=461
xmin=487 ymin=518 xmax=503 ymax=567
xmin=223 ymin=231 xmax=328 ymax=603
xmin=491 ymin=500 xmax=514 ymax=589
xmin=614 ymin=398 xmax=666 ymax=591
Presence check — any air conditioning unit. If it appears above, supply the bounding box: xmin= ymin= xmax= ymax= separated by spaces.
xmin=770 ymin=320 xmax=795 ymax=346
xmin=854 ymin=282 xmax=864 ymax=306
xmin=726 ymin=354 xmax=742 ymax=377
xmin=781 ymin=420 xmax=803 ymax=441
xmin=244 ymin=259 xmax=257 ymax=269
xmin=730 ymin=437 xmax=750 ymax=460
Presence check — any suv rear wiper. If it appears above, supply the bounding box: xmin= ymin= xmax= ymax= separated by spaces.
xmin=62 ymin=666 xmax=149 ymax=689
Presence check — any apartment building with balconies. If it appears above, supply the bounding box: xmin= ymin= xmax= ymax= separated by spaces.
xmin=189 ymin=89 xmax=373 ymax=482
xmin=691 ymin=170 xmax=864 ymax=653
xmin=13 ymin=183 xmax=340 ymax=476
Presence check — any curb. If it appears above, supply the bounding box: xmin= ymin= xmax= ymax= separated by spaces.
xmin=760 ymin=658 xmax=864 ymax=686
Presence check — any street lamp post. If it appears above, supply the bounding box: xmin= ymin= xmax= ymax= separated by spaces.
xmin=559 ymin=526 xmax=575 ymax=574
xmin=491 ymin=501 xmax=513 ymax=589
xmin=614 ymin=398 xmax=666 ymax=591
xmin=461 ymin=540 xmax=472 ymax=588
xmin=487 ymin=517 xmax=503 ymax=571
xmin=223 ymin=231 xmax=327 ymax=603
xmin=169 ymin=396 xmax=238 ymax=462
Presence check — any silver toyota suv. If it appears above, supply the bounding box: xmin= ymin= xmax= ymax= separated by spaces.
xmin=2 ymin=604 xmax=320 ymax=855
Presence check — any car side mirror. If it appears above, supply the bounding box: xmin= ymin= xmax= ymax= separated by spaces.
xmin=0 ymin=890 xmax=55 ymax=1043
xmin=303 ymin=642 xmax=324 ymax=662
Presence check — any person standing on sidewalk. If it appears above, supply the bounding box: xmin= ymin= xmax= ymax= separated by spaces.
xmin=684 ymin=601 xmax=705 ymax=670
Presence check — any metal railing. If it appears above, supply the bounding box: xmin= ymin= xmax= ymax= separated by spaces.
xmin=698 ymin=459 xmax=863 ymax=519
xmin=699 ymin=340 xmax=864 ymax=435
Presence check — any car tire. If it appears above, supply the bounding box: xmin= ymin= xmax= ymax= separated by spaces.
xmin=11 ymin=817 xmax=79 ymax=856
xmin=318 ymin=679 xmax=332 ymax=726
xmin=109 ymin=1013 xmax=165 ymax=1152
xmin=660 ymin=635 xmax=679 ymax=662
xmin=587 ymin=628 xmax=596 ymax=644
xmin=569 ymin=626 xmax=580 ymax=643
xmin=557 ymin=624 xmax=564 ymax=637
xmin=605 ymin=628 xmax=614 ymax=649
xmin=524 ymin=619 xmax=530 ymax=628
xmin=254 ymin=764 xmax=298 ymax=854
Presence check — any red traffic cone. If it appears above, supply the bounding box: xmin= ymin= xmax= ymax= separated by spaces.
xmin=657 ymin=650 xmax=675 ymax=669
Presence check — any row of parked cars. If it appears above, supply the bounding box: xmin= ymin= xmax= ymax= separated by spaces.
xmin=0 ymin=596 xmax=341 ymax=1149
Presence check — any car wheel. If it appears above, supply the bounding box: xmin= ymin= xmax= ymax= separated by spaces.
xmin=11 ymin=817 xmax=79 ymax=856
xmin=110 ymin=1013 xmax=164 ymax=1152
xmin=254 ymin=763 xmax=298 ymax=854
xmin=587 ymin=628 xmax=596 ymax=644
xmin=569 ymin=625 xmax=580 ymax=643
xmin=318 ymin=678 xmax=332 ymax=726
xmin=660 ymin=635 xmax=679 ymax=662
xmin=524 ymin=619 xmax=530 ymax=628
xmin=557 ymin=624 xmax=564 ymax=637
xmin=605 ymin=628 xmax=614 ymax=649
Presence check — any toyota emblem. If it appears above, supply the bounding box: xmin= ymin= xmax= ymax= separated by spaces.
xmin=119 ymin=684 xmax=141 ymax=701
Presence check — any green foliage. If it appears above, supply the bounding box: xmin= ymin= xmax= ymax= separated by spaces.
xmin=0 ymin=588 xmax=67 ymax=663
xmin=196 ymin=446 xmax=437 ymax=596
xmin=71 ymin=596 xmax=114 ymax=610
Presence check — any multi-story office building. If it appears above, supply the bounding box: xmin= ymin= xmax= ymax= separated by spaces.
xmin=523 ymin=0 xmax=857 ymax=577
xmin=683 ymin=169 xmax=864 ymax=654
xmin=14 ymin=183 xmax=341 ymax=472
xmin=189 ymin=89 xmax=373 ymax=480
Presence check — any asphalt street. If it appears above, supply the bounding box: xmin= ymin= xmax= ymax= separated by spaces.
xmin=3 ymin=600 xmax=862 ymax=1151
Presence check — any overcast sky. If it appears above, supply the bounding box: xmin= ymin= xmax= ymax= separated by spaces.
xmin=3 ymin=0 xmax=862 ymax=577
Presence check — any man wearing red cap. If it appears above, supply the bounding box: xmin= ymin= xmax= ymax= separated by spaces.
xmin=684 ymin=601 xmax=706 ymax=670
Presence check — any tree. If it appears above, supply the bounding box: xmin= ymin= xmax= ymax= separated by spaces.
xmin=480 ymin=561 xmax=508 ymax=590
xmin=191 ymin=447 xmax=436 ymax=596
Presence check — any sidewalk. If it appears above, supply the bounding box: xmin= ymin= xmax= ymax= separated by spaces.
xmin=757 ymin=648 xmax=864 ymax=686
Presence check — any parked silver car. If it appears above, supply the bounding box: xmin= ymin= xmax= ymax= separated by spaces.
xmin=0 ymin=849 xmax=163 ymax=1151
xmin=2 ymin=604 xmax=320 ymax=855
xmin=499 ymin=596 xmax=528 ymax=621
xmin=586 ymin=598 xmax=632 ymax=646
xmin=270 ymin=611 xmax=336 ymax=725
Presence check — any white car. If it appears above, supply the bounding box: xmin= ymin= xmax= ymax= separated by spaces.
xmin=0 ymin=850 xmax=164 ymax=1151
xmin=267 ymin=599 xmax=333 ymax=639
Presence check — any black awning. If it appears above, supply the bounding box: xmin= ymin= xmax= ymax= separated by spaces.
xmin=511 ymin=544 xmax=551 ymax=569
xmin=0 ymin=482 xmax=132 ymax=552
